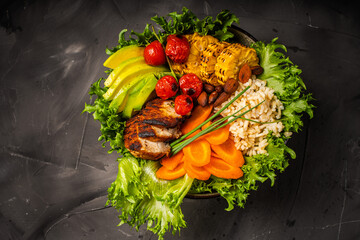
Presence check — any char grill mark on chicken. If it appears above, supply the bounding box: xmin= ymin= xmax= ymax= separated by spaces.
xmin=140 ymin=98 xmax=183 ymax=128
xmin=124 ymin=98 xmax=184 ymax=160
xmin=137 ymin=123 xmax=182 ymax=142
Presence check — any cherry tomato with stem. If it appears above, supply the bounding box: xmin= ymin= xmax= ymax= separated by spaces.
xmin=144 ymin=40 xmax=166 ymax=66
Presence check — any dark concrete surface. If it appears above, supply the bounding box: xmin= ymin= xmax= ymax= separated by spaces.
xmin=0 ymin=0 xmax=359 ymax=239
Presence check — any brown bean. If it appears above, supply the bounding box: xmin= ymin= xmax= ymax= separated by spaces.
xmin=250 ymin=65 xmax=264 ymax=75
xmin=208 ymin=91 xmax=219 ymax=104
xmin=204 ymin=83 xmax=215 ymax=93
xmin=197 ymin=91 xmax=208 ymax=107
xmin=223 ymin=78 xmax=239 ymax=94
xmin=214 ymin=92 xmax=230 ymax=107
xmin=215 ymin=85 xmax=223 ymax=93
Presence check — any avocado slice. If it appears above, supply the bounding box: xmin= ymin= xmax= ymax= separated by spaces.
xmin=103 ymin=63 xmax=167 ymax=101
xmin=121 ymin=72 xmax=174 ymax=118
xmin=122 ymin=74 xmax=158 ymax=118
xmin=103 ymin=45 xmax=145 ymax=69
xmin=131 ymin=73 xmax=171 ymax=111
xmin=109 ymin=70 xmax=166 ymax=112
xmin=104 ymin=56 xmax=144 ymax=87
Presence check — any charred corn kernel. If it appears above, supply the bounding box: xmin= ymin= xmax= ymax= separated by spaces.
xmin=200 ymin=41 xmax=230 ymax=84
xmin=214 ymin=43 xmax=259 ymax=84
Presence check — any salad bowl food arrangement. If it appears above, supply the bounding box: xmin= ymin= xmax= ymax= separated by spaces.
xmin=84 ymin=8 xmax=314 ymax=239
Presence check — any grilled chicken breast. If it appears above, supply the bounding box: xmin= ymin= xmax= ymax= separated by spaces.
xmin=124 ymin=98 xmax=185 ymax=160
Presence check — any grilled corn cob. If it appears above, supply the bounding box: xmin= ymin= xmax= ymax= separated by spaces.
xmin=199 ymin=41 xmax=230 ymax=85
xmin=214 ymin=43 xmax=259 ymax=85
xmin=171 ymin=33 xmax=218 ymax=77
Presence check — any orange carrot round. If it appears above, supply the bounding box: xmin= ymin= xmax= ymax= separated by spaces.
xmin=183 ymin=139 xmax=211 ymax=167
xmin=184 ymin=129 xmax=201 ymax=139
xmin=201 ymin=121 xmax=230 ymax=145
xmin=204 ymin=157 xmax=243 ymax=179
xmin=156 ymin=162 xmax=186 ymax=180
xmin=211 ymin=150 xmax=222 ymax=159
xmin=211 ymin=138 xmax=244 ymax=167
xmin=181 ymin=104 xmax=213 ymax=138
xmin=160 ymin=151 xmax=184 ymax=170
xmin=184 ymin=160 xmax=211 ymax=180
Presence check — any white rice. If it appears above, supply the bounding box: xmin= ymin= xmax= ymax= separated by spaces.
xmin=215 ymin=77 xmax=291 ymax=156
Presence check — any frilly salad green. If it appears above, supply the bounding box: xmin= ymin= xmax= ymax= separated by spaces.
xmin=83 ymin=7 xmax=314 ymax=240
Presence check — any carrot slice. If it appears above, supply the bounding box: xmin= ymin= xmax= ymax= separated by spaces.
xmin=201 ymin=121 xmax=230 ymax=145
xmin=184 ymin=160 xmax=211 ymax=180
xmin=238 ymin=63 xmax=251 ymax=84
xmin=204 ymin=157 xmax=243 ymax=179
xmin=201 ymin=121 xmax=212 ymax=130
xmin=156 ymin=162 xmax=186 ymax=180
xmin=211 ymin=150 xmax=222 ymax=159
xmin=160 ymin=151 xmax=184 ymax=170
xmin=184 ymin=129 xmax=201 ymax=139
xmin=183 ymin=139 xmax=211 ymax=167
xmin=211 ymin=138 xmax=244 ymax=167
xmin=181 ymin=104 xmax=213 ymax=138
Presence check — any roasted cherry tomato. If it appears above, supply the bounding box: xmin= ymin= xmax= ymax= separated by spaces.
xmin=175 ymin=95 xmax=193 ymax=115
xmin=179 ymin=73 xmax=203 ymax=99
xmin=165 ymin=35 xmax=190 ymax=63
xmin=144 ymin=40 xmax=166 ymax=66
xmin=155 ymin=75 xmax=179 ymax=99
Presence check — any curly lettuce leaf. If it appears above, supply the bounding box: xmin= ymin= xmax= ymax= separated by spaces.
xmin=83 ymin=78 xmax=128 ymax=155
xmin=107 ymin=157 xmax=194 ymax=239
xmin=152 ymin=7 xmax=239 ymax=42
xmin=106 ymin=25 xmax=155 ymax=55
xmin=107 ymin=156 xmax=148 ymax=205
xmin=106 ymin=7 xmax=239 ymax=55
xmin=252 ymin=38 xmax=315 ymax=132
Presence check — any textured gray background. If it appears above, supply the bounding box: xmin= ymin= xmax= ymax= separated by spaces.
xmin=1 ymin=0 xmax=359 ymax=239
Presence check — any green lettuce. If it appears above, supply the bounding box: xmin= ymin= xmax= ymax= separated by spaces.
xmin=252 ymin=38 xmax=315 ymax=132
xmin=83 ymin=78 xmax=128 ymax=155
xmin=107 ymin=156 xmax=193 ymax=239
xmin=106 ymin=7 xmax=239 ymax=55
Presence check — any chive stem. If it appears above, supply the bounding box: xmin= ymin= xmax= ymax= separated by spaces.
xmin=151 ymin=26 xmax=178 ymax=81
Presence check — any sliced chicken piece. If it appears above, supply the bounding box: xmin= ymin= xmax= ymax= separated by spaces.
xmin=123 ymin=98 xmax=185 ymax=160
xmin=137 ymin=123 xmax=182 ymax=142
xmin=140 ymin=98 xmax=184 ymax=128
xmin=126 ymin=115 xmax=182 ymax=142
xmin=125 ymin=136 xmax=171 ymax=160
